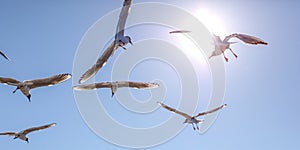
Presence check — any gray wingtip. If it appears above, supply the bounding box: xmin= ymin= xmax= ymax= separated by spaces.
xmin=149 ymin=82 xmax=160 ymax=88
xmin=64 ymin=73 xmax=72 ymax=80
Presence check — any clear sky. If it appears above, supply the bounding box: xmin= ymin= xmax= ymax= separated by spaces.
xmin=0 ymin=0 xmax=299 ymax=150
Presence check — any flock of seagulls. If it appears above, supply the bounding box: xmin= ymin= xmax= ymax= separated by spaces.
xmin=0 ymin=0 xmax=268 ymax=143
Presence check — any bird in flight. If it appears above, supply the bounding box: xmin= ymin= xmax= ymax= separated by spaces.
xmin=73 ymin=81 xmax=159 ymax=97
xmin=0 ymin=123 xmax=56 ymax=143
xmin=0 ymin=50 xmax=11 ymax=61
xmin=169 ymin=30 xmax=191 ymax=34
xmin=157 ymin=102 xmax=227 ymax=131
xmin=79 ymin=0 xmax=133 ymax=84
xmin=0 ymin=73 xmax=71 ymax=102
xmin=209 ymin=33 xmax=268 ymax=62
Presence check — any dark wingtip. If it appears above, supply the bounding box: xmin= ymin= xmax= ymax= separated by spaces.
xmin=27 ymin=95 xmax=31 ymax=102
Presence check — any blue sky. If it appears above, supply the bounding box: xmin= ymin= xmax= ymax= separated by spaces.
xmin=0 ymin=0 xmax=299 ymax=149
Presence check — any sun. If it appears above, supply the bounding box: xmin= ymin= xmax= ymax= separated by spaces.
xmin=193 ymin=9 xmax=227 ymax=36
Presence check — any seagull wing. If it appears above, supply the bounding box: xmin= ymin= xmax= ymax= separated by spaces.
xmin=212 ymin=34 xmax=223 ymax=43
xmin=223 ymin=33 xmax=268 ymax=45
xmin=0 ymin=50 xmax=11 ymax=61
xmin=158 ymin=102 xmax=192 ymax=119
xmin=115 ymin=0 xmax=132 ymax=40
xmin=117 ymin=81 xmax=159 ymax=89
xmin=0 ymin=77 xmax=20 ymax=86
xmin=0 ymin=132 xmax=17 ymax=136
xmin=24 ymin=73 xmax=71 ymax=89
xmin=21 ymin=123 xmax=56 ymax=135
xmin=79 ymin=42 xmax=118 ymax=84
xmin=194 ymin=104 xmax=227 ymax=118
xmin=73 ymin=82 xmax=112 ymax=90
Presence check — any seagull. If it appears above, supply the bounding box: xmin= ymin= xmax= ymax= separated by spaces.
xmin=0 ymin=73 xmax=71 ymax=102
xmin=73 ymin=81 xmax=159 ymax=97
xmin=157 ymin=102 xmax=227 ymax=131
xmin=115 ymin=0 xmax=133 ymax=50
xmin=0 ymin=123 xmax=56 ymax=143
xmin=209 ymin=33 xmax=268 ymax=62
xmin=0 ymin=50 xmax=11 ymax=61
xmin=169 ymin=30 xmax=191 ymax=34
xmin=79 ymin=0 xmax=133 ymax=84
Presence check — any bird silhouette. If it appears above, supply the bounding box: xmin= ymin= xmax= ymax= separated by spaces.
xmin=0 ymin=73 xmax=71 ymax=102
xmin=0 ymin=123 xmax=56 ymax=143
xmin=74 ymin=81 xmax=159 ymax=97
xmin=209 ymin=33 xmax=268 ymax=62
xmin=79 ymin=0 xmax=133 ymax=84
xmin=158 ymin=102 xmax=227 ymax=131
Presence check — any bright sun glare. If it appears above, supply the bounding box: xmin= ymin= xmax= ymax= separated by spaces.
xmin=194 ymin=9 xmax=227 ymax=36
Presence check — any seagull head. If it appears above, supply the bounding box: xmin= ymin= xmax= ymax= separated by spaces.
xmin=25 ymin=138 xmax=29 ymax=143
xmin=124 ymin=36 xmax=133 ymax=45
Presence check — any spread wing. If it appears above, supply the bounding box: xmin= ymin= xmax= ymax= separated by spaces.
xmin=73 ymin=82 xmax=112 ymax=90
xmin=169 ymin=30 xmax=191 ymax=34
xmin=24 ymin=73 xmax=71 ymax=89
xmin=0 ymin=132 xmax=17 ymax=136
xmin=0 ymin=77 xmax=20 ymax=86
xmin=22 ymin=123 xmax=56 ymax=135
xmin=194 ymin=104 xmax=227 ymax=118
xmin=115 ymin=0 xmax=132 ymax=40
xmin=223 ymin=33 xmax=268 ymax=45
xmin=157 ymin=102 xmax=192 ymax=119
xmin=79 ymin=42 xmax=118 ymax=84
xmin=117 ymin=81 xmax=159 ymax=89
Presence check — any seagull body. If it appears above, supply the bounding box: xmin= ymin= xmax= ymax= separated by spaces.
xmin=169 ymin=30 xmax=191 ymax=34
xmin=0 ymin=50 xmax=11 ymax=61
xmin=0 ymin=123 xmax=56 ymax=143
xmin=0 ymin=73 xmax=71 ymax=102
xmin=74 ymin=81 xmax=159 ymax=97
xmin=157 ymin=102 xmax=227 ymax=130
xmin=79 ymin=0 xmax=133 ymax=84
xmin=209 ymin=33 xmax=268 ymax=62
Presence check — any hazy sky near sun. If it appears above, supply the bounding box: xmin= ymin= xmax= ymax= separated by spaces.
xmin=0 ymin=0 xmax=299 ymax=150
